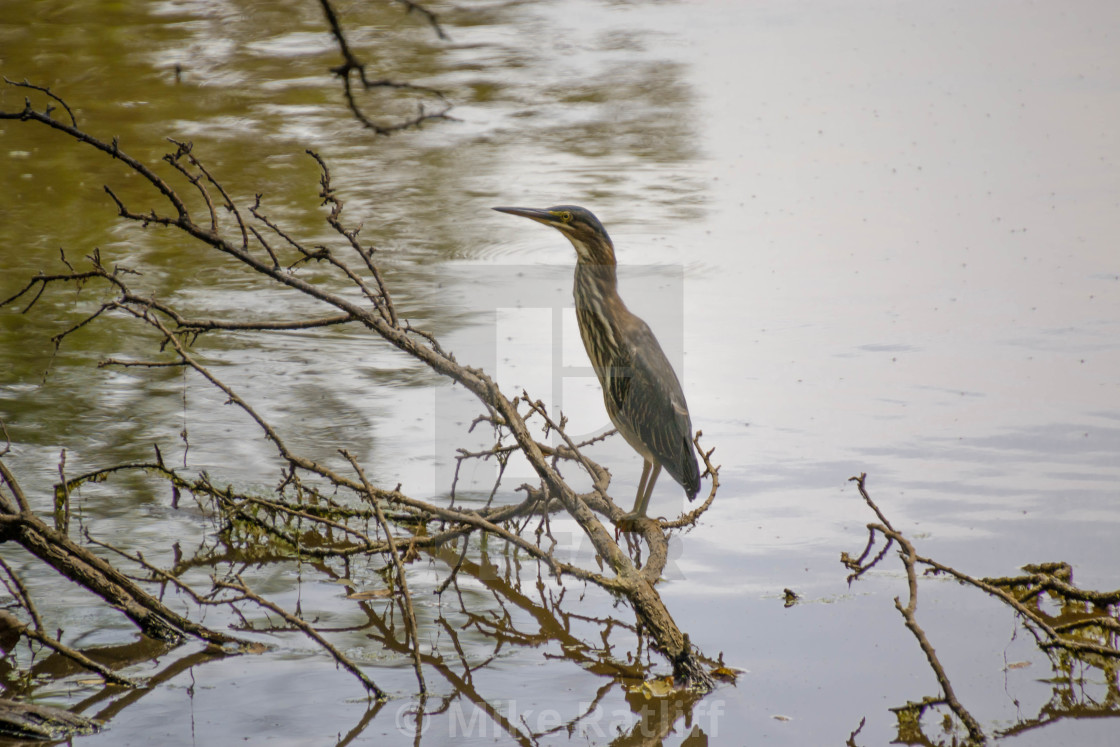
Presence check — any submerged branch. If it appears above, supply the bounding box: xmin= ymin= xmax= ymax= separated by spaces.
xmin=214 ymin=575 xmax=386 ymax=699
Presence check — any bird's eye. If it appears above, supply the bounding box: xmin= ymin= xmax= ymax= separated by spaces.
xmin=559 ymin=211 xmax=573 ymax=223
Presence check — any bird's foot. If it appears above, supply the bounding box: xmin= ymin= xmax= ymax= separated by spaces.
xmin=613 ymin=511 xmax=651 ymax=539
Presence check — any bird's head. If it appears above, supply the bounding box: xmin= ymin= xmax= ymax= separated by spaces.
xmin=493 ymin=205 xmax=615 ymax=265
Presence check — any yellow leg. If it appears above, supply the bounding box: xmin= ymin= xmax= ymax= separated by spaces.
xmin=632 ymin=462 xmax=662 ymax=517
xmin=633 ymin=460 xmax=652 ymax=514
xmin=616 ymin=460 xmax=663 ymax=536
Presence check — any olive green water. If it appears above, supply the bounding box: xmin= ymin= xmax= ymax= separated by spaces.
xmin=2 ymin=0 xmax=1119 ymax=744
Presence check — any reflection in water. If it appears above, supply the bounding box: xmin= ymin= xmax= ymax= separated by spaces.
xmin=845 ymin=476 xmax=1120 ymax=746
xmin=344 ymin=542 xmax=712 ymax=745
xmin=0 ymin=453 xmax=717 ymax=745
xmin=986 ymin=563 xmax=1120 ymax=742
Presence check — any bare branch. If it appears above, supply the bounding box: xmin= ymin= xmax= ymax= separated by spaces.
xmin=0 ymin=557 xmax=44 ymax=632
xmin=0 ymin=85 xmax=190 ymax=221
xmin=0 ymin=98 xmax=720 ymax=690
xmin=846 ymin=475 xmax=986 ymax=743
xmin=2 ymin=77 xmax=77 ymax=126
xmin=659 ymin=431 xmax=718 ymax=530
xmin=316 ymin=0 xmax=456 ymax=135
xmin=0 ymin=459 xmax=33 ymax=514
xmin=214 ymin=575 xmax=386 ymax=699
xmin=0 ymin=610 xmax=138 ymax=687
xmin=393 ymin=0 xmax=450 ymax=41
xmin=342 ymin=449 xmax=425 ymax=693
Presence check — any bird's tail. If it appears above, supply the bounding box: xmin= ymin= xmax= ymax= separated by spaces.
xmin=679 ymin=437 xmax=701 ymax=501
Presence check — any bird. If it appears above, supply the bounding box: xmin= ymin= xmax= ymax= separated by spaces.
xmin=493 ymin=205 xmax=701 ymax=526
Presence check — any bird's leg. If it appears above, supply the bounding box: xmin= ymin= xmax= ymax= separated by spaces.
xmin=632 ymin=462 xmax=662 ymax=517
xmin=616 ymin=460 xmax=661 ymax=536
xmin=632 ymin=460 xmax=653 ymax=515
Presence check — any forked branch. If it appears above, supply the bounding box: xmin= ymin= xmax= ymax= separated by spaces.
xmin=0 ymin=86 xmax=721 ymax=691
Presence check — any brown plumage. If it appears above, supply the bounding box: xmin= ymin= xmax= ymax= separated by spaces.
xmin=493 ymin=205 xmax=701 ymax=519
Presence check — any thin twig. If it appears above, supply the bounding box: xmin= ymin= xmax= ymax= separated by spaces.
xmin=214 ymin=575 xmax=386 ymax=699
xmin=0 ymin=558 xmax=45 ymax=632
xmin=317 ymin=0 xmax=455 ymax=136
xmin=342 ymin=449 xmax=426 ymax=694
xmin=2 ymin=78 xmax=77 ymax=126
xmin=848 ymin=475 xmax=986 ymax=743
xmin=393 ymin=0 xmax=449 ymax=40
xmin=659 ymin=431 xmax=718 ymax=530
xmin=0 ymin=459 xmax=33 ymax=514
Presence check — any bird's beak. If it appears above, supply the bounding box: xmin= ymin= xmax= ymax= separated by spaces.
xmin=492 ymin=206 xmax=558 ymax=227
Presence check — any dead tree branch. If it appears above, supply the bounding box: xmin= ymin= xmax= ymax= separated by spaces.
xmin=213 ymin=575 xmax=386 ymax=699
xmin=0 ymin=86 xmax=720 ymax=692
xmin=393 ymin=0 xmax=449 ymax=41
xmin=0 ymin=611 xmax=137 ymax=688
xmin=844 ymin=473 xmax=1120 ymax=745
xmin=343 ymin=449 xmax=426 ymax=694
xmin=317 ymin=0 xmax=455 ymax=135
xmin=845 ymin=474 xmax=985 ymax=743
xmin=0 ymin=459 xmax=247 ymax=650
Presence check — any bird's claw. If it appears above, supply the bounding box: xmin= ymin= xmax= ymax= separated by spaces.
xmin=613 ymin=512 xmax=649 ymax=539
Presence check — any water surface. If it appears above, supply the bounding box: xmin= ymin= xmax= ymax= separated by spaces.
xmin=1 ymin=0 xmax=1119 ymax=744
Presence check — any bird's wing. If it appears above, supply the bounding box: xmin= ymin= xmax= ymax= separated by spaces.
xmin=611 ymin=316 xmax=701 ymax=499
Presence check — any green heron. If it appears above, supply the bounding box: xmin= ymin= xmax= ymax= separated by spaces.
xmin=493 ymin=205 xmax=701 ymax=523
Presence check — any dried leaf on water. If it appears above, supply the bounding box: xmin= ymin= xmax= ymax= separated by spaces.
xmin=626 ymin=676 xmax=676 ymax=698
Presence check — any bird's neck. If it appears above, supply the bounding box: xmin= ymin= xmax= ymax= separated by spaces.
xmin=573 ymin=261 xmax=631 ymax=377
xmin=574 ymin=260 xmax=621 ymax=304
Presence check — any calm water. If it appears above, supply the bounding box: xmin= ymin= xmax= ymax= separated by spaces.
xmin=1 ymin=0 xmax=1119 ymax=744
